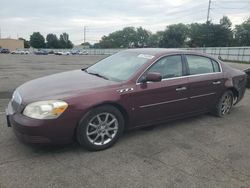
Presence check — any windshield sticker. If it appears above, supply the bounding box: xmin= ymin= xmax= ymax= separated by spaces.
xmin=138 ymin=54 xmax=155 ymax=59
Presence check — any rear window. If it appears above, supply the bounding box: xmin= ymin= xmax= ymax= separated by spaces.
xmin=186 ymin=55 xmax=220 ymax=75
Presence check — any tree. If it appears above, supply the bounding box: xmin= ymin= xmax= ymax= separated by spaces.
xmin=187 ymin=18 xmax=233 ymax=47
xmin=234 ymin=18 xmax=250 ymax=46
xmin=220 ymin=16 xmax=232 ymax=29
xmin=46 ymin=33 xmax=59 ymax=48
xmin=18 ymin=37 xmax=30 ymax=48
xmin=59 ymin=33 xmax=73 ymax=48
xmin=30 ymin=32 xmax=45 ymax=48
xmin=148 ymin=31 xmax=164 ymax=47
xmin=159 ymin=23 xmax=188 ymax=48
xmin=81 ymin=42 xmax=91 ymax=46
xmin=136 ymin=27 xmax=152 ymax=47
xmin=97 ymin=27 xmax=153 ymax=48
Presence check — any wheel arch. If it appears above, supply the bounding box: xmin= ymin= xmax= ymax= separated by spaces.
xmin=74 ymin=102 xmax=130 ymax=138
xmin=73 ymin=102 xmax=129 ymax=143
xmin=227 ymin=87 xmax=239 ymax=104
xmin=92 ymin=102 xmax=130 ymax=129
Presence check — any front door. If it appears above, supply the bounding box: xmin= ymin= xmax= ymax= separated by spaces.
xmin=132 ymin=55 xmax=190 ymax=126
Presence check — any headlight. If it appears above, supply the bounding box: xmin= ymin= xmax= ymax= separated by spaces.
xmin=23 ymin=100 xmax=68 ymax=119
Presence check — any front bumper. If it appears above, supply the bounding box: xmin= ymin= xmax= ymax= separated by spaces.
xmin=5 ymin=102 xmax=76 ymax=144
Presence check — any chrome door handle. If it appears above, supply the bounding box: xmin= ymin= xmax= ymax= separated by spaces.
xmin=176 ymin=87 xmax=187 ymax=91
xmin=213 ymin=81 xmax=221 ymax=85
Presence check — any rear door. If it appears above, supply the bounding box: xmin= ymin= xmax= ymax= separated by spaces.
xmin=184 ymin=55 xmax=224 ymax=112
xmin=132 ymin=55 xmax=190 ymax=126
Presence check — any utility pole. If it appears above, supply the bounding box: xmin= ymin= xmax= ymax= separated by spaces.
xmin=83 ymin=26 xmax=87 ymax=44
xmin=206 ymin=0 xmax=211 ymax=23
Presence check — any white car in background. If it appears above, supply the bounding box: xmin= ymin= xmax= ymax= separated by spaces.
xmin=71 ymin=50 xmax=88 ymax=55
xmin=54 ymin=51 xmax=70 ymax=55
xmin=11 ymin=50 xmax=30 ymax=55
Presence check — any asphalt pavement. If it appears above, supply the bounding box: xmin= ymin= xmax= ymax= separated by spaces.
xmin=0 ymin=54 xmax=250 ymax=188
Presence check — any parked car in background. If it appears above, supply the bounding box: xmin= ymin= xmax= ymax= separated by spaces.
xmin=10 ymin=50 xmax=29 ymax=55
xmin=79 ymin=50 xmax=88 ymax=55
xmin=54 ymin=51 xmax=70 ymax=55
xmin=48 ymin=50 xmax=54 ymax=54
xmin=54 ymin=51 xmax=63 ymax=55
xmin=62 ymin=51 xmax=70 ymax=55
xmin=24 ymin=51 xmax=30 ymax=55
xmin=70 ymin=50 xmax=80 ymax=55
xmin=0 ymin=48 xmax=10 ymax=54
xmin=5 ymin=49 xmax=247 ymax=151
xmin=71 ymin=50 xmax=88 ymax=55
xmin=34 ymin=50 xmax=48 ymax=55
xmin=244 ymin=68 xmax=250 ymax=88
xmin=11 ymin=50 xmax=20 ymax=54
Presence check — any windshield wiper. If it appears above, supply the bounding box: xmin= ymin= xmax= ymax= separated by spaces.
xmin=86 ymin=70 xmax=109 ymax=80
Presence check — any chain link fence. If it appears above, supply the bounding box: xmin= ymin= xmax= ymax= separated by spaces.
xmin=23 ymin=47 xmax=250 ymax=63
xmin=183 ymin=47 xmax=250 ymax=63
xmin=85 ymin=47 xmax=250 ymax=63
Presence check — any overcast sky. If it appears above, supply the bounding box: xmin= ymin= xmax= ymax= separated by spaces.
xmin=0 ymin=0 xmax=249 ymax=44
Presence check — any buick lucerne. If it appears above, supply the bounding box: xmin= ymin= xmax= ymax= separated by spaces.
xmin=6 ymin=49 xmax=247 ymax=151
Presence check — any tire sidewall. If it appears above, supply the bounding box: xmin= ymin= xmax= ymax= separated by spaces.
xmin=77 ymin=105 xmax=124 ymax=151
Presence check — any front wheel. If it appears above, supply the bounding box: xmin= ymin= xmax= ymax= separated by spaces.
xmin=214 ymin=90 xmax=234 ymax=117
xmin=76 ymin=105 xmax=124 ymax=151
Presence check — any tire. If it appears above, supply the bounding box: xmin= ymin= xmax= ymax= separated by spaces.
xmin=214 ymin=90 xmax=234 ymax=117
xmin=76 ymin=105 xmax=124 ymax=151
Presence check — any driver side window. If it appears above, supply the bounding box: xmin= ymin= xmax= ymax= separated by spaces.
xmin=147 ymin=55 xmax=183 ymax=79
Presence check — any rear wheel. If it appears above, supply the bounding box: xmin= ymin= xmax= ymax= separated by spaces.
xmin=77 ymin=105 xmax=124 ymax=151
xmin=214 ymin=90 xmax=233 ymax=117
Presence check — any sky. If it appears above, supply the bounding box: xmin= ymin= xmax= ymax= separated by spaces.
xmin=0 ymin=0 xmax=249 ymax=45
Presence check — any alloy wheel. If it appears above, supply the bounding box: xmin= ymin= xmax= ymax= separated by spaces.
xmin=86 ymin=113 xmax=118 ymax=146
xmin=221 ymin=94 xmax=232 ymax=115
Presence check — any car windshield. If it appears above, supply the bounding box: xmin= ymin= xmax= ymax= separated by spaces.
xmin=86 ymin=51 xmax=152 ymax=82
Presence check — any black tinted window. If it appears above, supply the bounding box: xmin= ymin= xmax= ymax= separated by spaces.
xmin=147 ymin=55 xmax=183 ymax=79
xmin=186 ymin=55 xmax=214 ymax=75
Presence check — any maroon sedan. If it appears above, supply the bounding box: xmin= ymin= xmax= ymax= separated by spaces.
xmin=6 ymin=49 xmax=247 ymax=151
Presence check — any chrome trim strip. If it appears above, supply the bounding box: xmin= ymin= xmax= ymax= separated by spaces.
xmin=139 ymin=92 xmax=216 ymax=109
xmin=136 ymin=72 xmax=223 ymax=85
xmin=190 ymin=92 xmax=216 ymax=99
xmin=140 ymin=97 xmax=188 ymax=108
xmin=136 ymin=54 xmax=223 ymax=85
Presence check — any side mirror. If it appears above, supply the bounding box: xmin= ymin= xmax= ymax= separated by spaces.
xmin=141 ymin=72 xmax=162 ymax=83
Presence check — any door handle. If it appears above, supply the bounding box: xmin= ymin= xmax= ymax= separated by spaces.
xmin=176 ymin=87 xmax=187 ymax=91
xmin=212 ymin=81 xmax=221 ymax=85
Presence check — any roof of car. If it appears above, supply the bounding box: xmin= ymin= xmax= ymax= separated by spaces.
xmin=125 ymin=48 xmax=194 ymax=55
xmin=124 ymin=48 xmax=216 ymax=59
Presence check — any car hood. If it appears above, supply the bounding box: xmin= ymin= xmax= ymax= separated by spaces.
xmin=17 ymin=70 xmax=119 ymax=102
